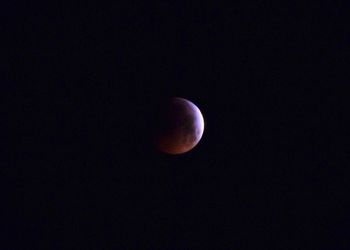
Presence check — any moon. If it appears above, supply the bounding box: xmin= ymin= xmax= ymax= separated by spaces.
xmin=153 ymin=97 xmax=205 ymax=155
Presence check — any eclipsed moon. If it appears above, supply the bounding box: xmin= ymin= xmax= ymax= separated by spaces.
xmin=153 ymin=97 xmax=205 ymax=155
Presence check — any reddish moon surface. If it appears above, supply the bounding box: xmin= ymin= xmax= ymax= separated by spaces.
xmin=154 ymin=97 xmax=205 ymax=155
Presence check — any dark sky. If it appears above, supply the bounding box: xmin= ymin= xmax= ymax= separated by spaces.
xmin=2 ymin=2 xmax=348 ymax=249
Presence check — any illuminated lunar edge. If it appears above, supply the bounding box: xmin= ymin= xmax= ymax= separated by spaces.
xmin=183 ymin=98 xmax=205 ymax=148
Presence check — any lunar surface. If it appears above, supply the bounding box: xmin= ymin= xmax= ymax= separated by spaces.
xmin=153 ymin=97 xmax=204 ymax=155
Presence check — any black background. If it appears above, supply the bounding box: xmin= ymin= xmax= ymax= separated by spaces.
xmin=2 ymin=1 xmax=349 ymax=249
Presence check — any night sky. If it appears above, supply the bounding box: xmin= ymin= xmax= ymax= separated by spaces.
xmin=2 ymin=2 xmax=348 ymax=249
